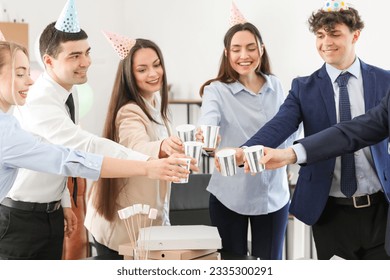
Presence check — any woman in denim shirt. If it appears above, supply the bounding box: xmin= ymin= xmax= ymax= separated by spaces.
xmin=198 ymin=22 xmax=297 ymax=259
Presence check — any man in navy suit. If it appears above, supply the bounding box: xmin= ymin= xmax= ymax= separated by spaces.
xmin=257 ymin=90 xmax=390 ymax=257
xmin=235 ymin=3 xmax=390 ymax=259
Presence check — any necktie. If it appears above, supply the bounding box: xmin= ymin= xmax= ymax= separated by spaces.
xmin=336 ymin=72 xmax=357 ymax=197
xmin=65 ymin=93 xmax=78 ymax=206
xmin=65 ymin=93 xmax=75 ymax=123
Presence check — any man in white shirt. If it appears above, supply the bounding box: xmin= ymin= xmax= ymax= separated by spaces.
xmin=3 ymin=17 xmax=191 ymax=259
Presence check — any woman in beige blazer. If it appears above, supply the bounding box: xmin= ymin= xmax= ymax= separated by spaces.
xmin=84 ymin=39 xmax=186 ymax=257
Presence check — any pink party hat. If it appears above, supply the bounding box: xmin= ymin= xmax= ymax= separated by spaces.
xmin=55 ymin=0 xmax=81 ymax=33
xmin=0 ymin=30 xmax=5 ymax=41
xmin=322 ymin=0 xmax=349 ymax=12
xmin=229 ymin=1 xmax=247 ymax=26
xmin=102 ymin=30 xmax=136 ymax=60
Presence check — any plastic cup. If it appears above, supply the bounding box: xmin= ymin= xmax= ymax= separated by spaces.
xmin=176 ymin=124 xmax=196 ymax=142
xmin=243 ymin=145 xmax=265 ymax=173
xmin=200 ymin=125 xmax=220 ymax=149
xmin=184 ymin=141 xmax=203 ymax=167
xmin=216 ymin=149 xmax=237 ymax=176
xmin=176 ymin=158 xmax=191 ymax=183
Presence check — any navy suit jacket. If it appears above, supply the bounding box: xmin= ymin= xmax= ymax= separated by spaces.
xmin=297 ymin=90 xmax=390 ymax=202
xmin=244 ymin=60 xmax=390 ymax=225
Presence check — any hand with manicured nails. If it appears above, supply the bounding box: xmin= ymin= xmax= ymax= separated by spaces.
xmin=159 ymin=135 xmax=184 ymax=158
xmin=144 ymin=154 xmax=199 ymax=182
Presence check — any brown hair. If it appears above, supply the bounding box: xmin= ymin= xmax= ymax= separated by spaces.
xmin=308 ymin=7 xmax=364 ymax=33
xmin=39 ymin=21 xmax=88 ymax=59
xmin=199 ymin=22 xmax=272 ymax=97
xmin=92 ymin=39 xmax=169 ymax=221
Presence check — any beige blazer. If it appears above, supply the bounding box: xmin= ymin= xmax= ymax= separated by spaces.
xmin=84 ymin=102 xmax=172 ymax=251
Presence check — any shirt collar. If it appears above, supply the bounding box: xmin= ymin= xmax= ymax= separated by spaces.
xmin=43 ymin=72 xmax=75 ymax=104
xmin=326 ymin=57 xmax=361 ymax=83
xmin=230 ymin=73 xmax=275 ymax=95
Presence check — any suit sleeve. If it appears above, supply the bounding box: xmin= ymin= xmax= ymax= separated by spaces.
xmin=298 ymin=92 xmax=390 ymax=164
xmin=243 ymin=79 xmax=302 ymax=148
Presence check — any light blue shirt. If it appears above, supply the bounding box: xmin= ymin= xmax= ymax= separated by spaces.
xmin=294 ymin=58 xmax=382 ymax=197
xmin=198 ymin=75 xmax=293 ymax=215
xmin=0 ymin=111 xmax=103 ymax=202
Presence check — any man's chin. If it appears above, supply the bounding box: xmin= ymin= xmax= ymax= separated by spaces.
xmin=75 ymin=77 xmax=88 ymax=85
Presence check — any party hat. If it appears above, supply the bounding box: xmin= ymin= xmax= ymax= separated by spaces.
xmin=0 ymin=30 xmax=5 ymax=41
xmin=229 ymin=1 xmax=247 ymax=26
xmin=102 ymin=30 xmax=136 ymax=60
xmin=322 ymin=0 xmax=349 ymax=12
xmin=55 ymin=0 xmax=81 ymax=33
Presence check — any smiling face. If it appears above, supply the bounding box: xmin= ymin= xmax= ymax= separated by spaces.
xmin=227 ymin=30 xmax=262 ymax=77
xmin=315 ymin=23 xmax=360 ymax=70
xmin=43 ymin=39 xmax=91 ymax=91
xmin=132 ymin=47 xmax=163 ymax=99
xmin=0 ymin=48 xmax=33 ymax=112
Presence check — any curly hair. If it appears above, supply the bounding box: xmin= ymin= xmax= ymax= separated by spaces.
xmin=308 ymin=7 xmax=364 ymax=33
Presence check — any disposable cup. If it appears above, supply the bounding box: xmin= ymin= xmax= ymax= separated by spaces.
xmin=176 ymin=124 xmax=196 ymax=142
xmin=176 ymin=158 xmax=191 ymax=183
xmin=184 ymin=141 xmax=203 ymax=167
xmin=216 ymin=149 xmax=237 ymax=176
xmin=243 ymin=145 xmax=265 ymax=173
xmin=200 ymin=125 xmax=220 ymax=149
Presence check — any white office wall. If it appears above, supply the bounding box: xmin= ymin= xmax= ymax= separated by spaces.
xmin=2 ymin=0 xmax=390 ymax=135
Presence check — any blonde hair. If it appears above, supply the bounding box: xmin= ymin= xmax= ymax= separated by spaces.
xmin=0 ymin=41 xmax=29 ymax=110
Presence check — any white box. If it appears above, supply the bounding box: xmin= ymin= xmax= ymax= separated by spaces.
xmin=137 ymin=225 xmax=221 ymax=251
xmin=118 ymin=243 xmax=218 ymax=260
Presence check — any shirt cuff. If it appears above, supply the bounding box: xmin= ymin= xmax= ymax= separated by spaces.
xmin=291 ymin=143 xmax=307 ymax=164
xmin=68 ymin=151 xmax=104 ymax=180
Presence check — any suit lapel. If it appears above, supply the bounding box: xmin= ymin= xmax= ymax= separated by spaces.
xmin=318 ymin=65 xmax=337 ymax=125
xmin=361 ymin=61 xmax=377 ymax=111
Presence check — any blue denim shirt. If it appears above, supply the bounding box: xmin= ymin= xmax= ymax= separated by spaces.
xmin=198 ymin=74 xmax=296 ymax=215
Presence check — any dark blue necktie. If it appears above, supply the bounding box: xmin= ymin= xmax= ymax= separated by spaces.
xmin=336 ymin=72 xmax=357 ymax=197
xmin=65 ymin=93 xmax=78 ymax=206
xmin=65 ymin=93 xmax=75 ymax=123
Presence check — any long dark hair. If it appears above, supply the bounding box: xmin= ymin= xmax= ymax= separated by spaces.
xmin=199 ymin=22 xmax=272 ymax=97
xmin=92 ymin=39 xmax=169 ymax=221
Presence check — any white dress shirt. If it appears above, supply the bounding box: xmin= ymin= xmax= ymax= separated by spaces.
xmin=12 ymin=72 xmax=149 ymax=206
